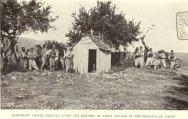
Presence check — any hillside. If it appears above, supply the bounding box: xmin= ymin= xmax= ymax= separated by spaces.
xmin=176 ymin=52 xmax=188 ymax=67
xmin=1 ymin=67 xmax=188 ymax=109
xmin=17 ymin=37 xmax=45 ymax=50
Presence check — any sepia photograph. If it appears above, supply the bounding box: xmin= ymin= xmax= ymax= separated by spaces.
xmin=1 ymin=0 xmax=188 ymax=114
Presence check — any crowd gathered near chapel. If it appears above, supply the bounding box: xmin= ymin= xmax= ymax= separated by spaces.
xmin=1 ymin=33 xmax=181 ymax=74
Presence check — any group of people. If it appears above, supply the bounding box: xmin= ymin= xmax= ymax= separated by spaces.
xmin=134 ymin=45 xmax=179 ymax=70
xmin=18 ymin=44 xmax=74 ymax=72
xmin=1 ymin=40 xmax=181 ymax=73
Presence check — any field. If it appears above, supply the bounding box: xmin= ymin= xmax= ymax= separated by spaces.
xmin=1 ymin=65 xmax=188 ymax=110
xmin=176 ymin=52 xmax=188 ymax=67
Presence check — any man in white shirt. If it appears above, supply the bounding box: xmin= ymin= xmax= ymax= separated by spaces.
xmin=158 ymin=51 xmax=166 ymax=68
xmin=146 ymin=48 xmax=154 ymax=68
xmin=27 ymin=47 xmax=39 ymax=70
xmin=135 ymin=46 xmax=144 ymax=68
xmin=168 ymin=50 xmax=176 ymax=70
xmin=65 ymin=47 xmax=73 ymax=72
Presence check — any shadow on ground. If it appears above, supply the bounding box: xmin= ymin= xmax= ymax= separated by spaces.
xmin=164 ymin=74 xmax=188 ymax=110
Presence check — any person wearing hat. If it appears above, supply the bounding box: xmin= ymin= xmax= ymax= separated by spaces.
xmin=49 ymin=45 xmax=56 ymax=71
xmin=27 ymin=47 xmax=39 ymax=70
xmin=65 ymin=47 xmax=73 ymax=73
xmin=168 ymin=50 xmax=176 ymax=70
xmin=20 ymin=47 xmax=28 ymax=70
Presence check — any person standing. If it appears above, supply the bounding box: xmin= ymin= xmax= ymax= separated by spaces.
xmin=141 ymin=40 xmax=150 ymax=64
xmin=146 ymin=48 xmax=154 ymax=68
xmin=15 ymin=45 xmax=20 ymax=64
xmin=65 ymin=47 xmax=73 ymax=73
xmin=26 ymin=49 xmax=30 ymax=69
xmin=168 ymin=50 xmax=176 ymax=70
xmin=137 ymin=46 xmax=144 ymax=68
xmin=40 ymin=44 xmax=48 ymax=70
xmin=158 ymin=51 xmax=166 ymax=68
xmin=20 ymin=47 xmax=28 ymax=70
xmin=49 ymin=45 xmax=56 ymax=71
xmin=55 ymin=48 xmax=60 ymax=70
xmin=28 ymin=47 xmax=39 ymax=70
xmin=59 ymin=49 xmax=65 ymax=70
xmin=134 ymin=47 xmax=144 ymax=68
xmin=134 ymin=47 xmax=139 ymax=67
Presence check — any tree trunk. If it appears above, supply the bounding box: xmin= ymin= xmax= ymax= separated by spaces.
xmin=1 ymin=37 xmax=18 ymax=72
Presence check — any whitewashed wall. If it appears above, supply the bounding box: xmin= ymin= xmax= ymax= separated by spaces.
xmin=97 ymin=50 xmax=111 ymax=73
xmin=72 ymin=36 xmax=111 ymax=74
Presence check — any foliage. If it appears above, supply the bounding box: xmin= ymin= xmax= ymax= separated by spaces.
xmin=158 ymin=50 xmax=166 ymax=54
xmin=44 ymin=40 xmax=66 ymax=51
xmin=34 ymin=44 xmax=42 ymax=57
xmin=157 ymin=49 xmax=169 ymax=59
xmin=66 ymin=1 xmax=141 ymax=49
xmin=1 ymin=0 xmax=58 ymax=55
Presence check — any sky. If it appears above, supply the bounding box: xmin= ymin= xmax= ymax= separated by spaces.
xmin=20 ymin=0 xmax=188 ymax=53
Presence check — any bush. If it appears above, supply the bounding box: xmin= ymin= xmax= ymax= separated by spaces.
xmin=45 ymin=40 xmax=66 ymax=51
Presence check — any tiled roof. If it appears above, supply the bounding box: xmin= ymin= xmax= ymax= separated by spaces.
xmin=86 ymin=35 xmax=111 ymax=51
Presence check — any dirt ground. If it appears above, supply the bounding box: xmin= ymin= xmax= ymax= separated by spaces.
xmin=1 ymin=67 xmax=188 ymax=109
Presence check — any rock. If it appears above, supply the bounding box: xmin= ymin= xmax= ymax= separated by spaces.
xmin=24 ymin=72 xmax=29 ymax=75
xmin=7 ymin=74 xmax=11 ymax=77
xmin=41 ymin=73 xmax=47 ymax=76
xmin=16 ymin=72 xmax=22 ymax=76
xmin=90 ymin=78 xmax=95 ymax=82
xmin=11 ymin=76 xmax=16 ymax=80
xmin=112 ymin=73 xmax=117 ymax=76
xmin=57 ymin=74 xmax=62 ymax=79
xmin=18 ymin=76 xmax=22 ymax=80
xmin=47 ymin=72 xmax=51 ymax=75
xmin=15 ymin=95 xmax=25 ymax=99
xmin=15 ymin=94 xmax=30 ymax=100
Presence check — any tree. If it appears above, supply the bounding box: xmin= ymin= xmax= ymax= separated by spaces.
xmin=1 ymin=0 xmax=58 ymax=57
xmin=66 ymin=1 xmax=141 ymax=49
xmin=44 ymin=40 xmax=66 ymax=51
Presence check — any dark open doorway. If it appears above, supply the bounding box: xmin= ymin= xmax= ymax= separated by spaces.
xmin=88 ymin=49 xmax=97 ymax=73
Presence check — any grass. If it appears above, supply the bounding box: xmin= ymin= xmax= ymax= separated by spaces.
xmin=1 ymin=66 xmax=188 ymax=109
